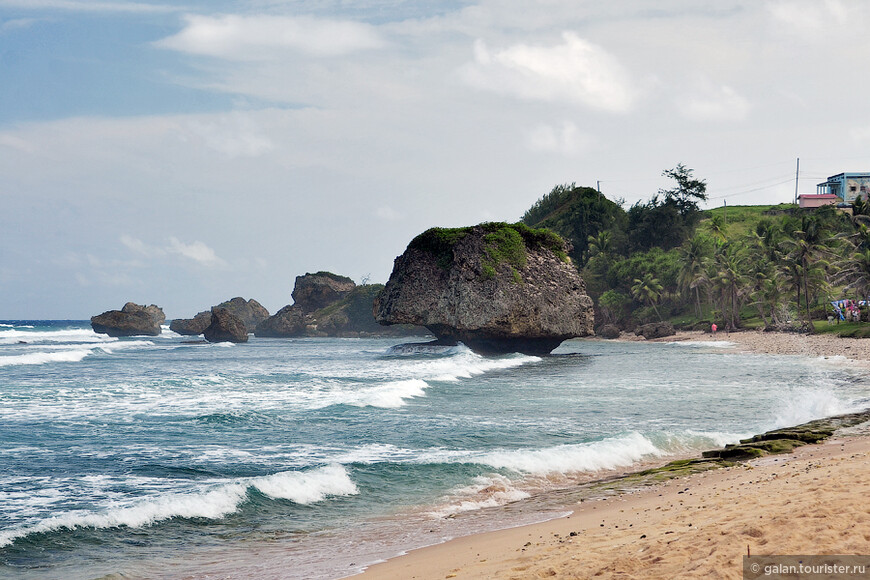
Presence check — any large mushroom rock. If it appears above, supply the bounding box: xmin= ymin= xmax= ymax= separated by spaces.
xmin=374 ymin=223 xmax=594 ymax=355
xmin=213 ymin=297 xmax=270 ymax=332
xmin=254 ymin=304 xmax=307 ymax=337
xmin=203 ymin=307 xmax=249 ymax=343
xmin=169 ymin=311 xmax=212 ymax=336
xmin=91 ymin=302 xmax=165 ymax=337
xmin=291 ymin=272 xmax=356 ymax=313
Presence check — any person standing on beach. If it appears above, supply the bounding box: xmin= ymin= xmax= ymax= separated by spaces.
xmin=711 ymin=323 xmax=717 ymax=334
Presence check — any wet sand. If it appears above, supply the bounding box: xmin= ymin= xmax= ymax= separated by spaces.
xmin=354 ymin=331 xmax=870 ymax=580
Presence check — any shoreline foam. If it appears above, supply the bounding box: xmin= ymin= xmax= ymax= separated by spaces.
xmin=353 ymin=331 xmax=870 ymax=579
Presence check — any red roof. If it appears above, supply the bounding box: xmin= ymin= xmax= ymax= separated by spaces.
xmin=798 ymin=194 xmax=839 ymax=199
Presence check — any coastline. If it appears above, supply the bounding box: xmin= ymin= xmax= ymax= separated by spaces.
xmin=638 ymin=328 xmax=870 ymax=363
xmin=353 ymin=331 xmax=870 ymax=579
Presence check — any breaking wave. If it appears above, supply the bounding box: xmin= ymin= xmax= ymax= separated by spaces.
xmin=0 ymin=464 xmax=357 ymax=548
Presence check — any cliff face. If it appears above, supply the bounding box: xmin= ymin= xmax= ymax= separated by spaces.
xmin=374 ymin=223 xmax=594 ymax=355
xmin=291 ymin=272 xmax=356 ymax=313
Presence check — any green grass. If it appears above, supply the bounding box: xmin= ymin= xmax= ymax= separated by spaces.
xmin=699 ymin=203 xmax=796 ymax=238
xmin=812 ymin=320 xmax=870 ymax=338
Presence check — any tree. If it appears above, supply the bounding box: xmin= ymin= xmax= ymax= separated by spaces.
xmin=781 ymin=215 xmax=832 ymax=321
xmin=707 ymin=242 xmax=749 ymax=330
xmin=659 ymin=163 xmax=708 ymax=220
xmin=631 ymin=273 xmax=664 ymax=321
xmin=522 ymin=183 xmax=627 ymax=266
xmin=677 ymin=234 xmax=712 ymax=318
xmin=598 ymin=289 xmax=629 ymax=325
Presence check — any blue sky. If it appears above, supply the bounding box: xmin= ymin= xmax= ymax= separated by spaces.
xmin=2 ymin=0 xmax=870 ymax=318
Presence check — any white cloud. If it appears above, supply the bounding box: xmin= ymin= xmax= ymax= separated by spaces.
xmin=120 ymin=235 xmax=164 ymax=257
xmin=461 ymin=32 xmax=635 ymax=112
xmin=374 ymin=206 xmax=403 ymax=221
xmin=680 ymin=83 xmax=750 ymax=122
xmin=527 ymin=121 xmax=591 ymax=156
xmin=768 ymin=0 xmax=849 ymax=34
xmin=0 ymin=134 xmax=36 ymax=153
xmin=0 ymin=0 xmax=180 ymax=13
xmin=157 ymin=14 xmax=387 ymax=60
xmin=184 ymin=116 xmax=274 ymax=158
xmin=121 ymin=235 xmax=225 ymax=267
xmin=167 ymin=237 xmax=224 ymax=267
xmin=1 ymin=18 xmax=39 ymax=32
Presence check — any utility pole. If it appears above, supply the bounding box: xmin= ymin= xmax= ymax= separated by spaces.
xmin=794 ymin=157 xmax=800 ymax=205
xmin=597 ymin=180 xmax=601 ymax=200
xmin=724 ymin=199 xmax=727 ymax=226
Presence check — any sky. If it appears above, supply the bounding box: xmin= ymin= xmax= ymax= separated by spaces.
xmin=2 ymin=0 xmax=870 ymax=319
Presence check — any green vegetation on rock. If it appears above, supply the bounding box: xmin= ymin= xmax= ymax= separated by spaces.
xmin=409 ymin=222 xmax=568 ymax=278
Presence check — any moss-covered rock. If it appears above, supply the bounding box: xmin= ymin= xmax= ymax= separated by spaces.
xmin=376 ymin=223 xmax=594 ymax=355
xmin=702 ymin=410 xmax=870 ymax=460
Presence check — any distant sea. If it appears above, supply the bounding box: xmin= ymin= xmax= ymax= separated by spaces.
xmin=1 ymin=321 xmax=868 ymax=579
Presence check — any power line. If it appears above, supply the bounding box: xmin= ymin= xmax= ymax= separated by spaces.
xmin=706 ymin=178 xmax=796 ymax=200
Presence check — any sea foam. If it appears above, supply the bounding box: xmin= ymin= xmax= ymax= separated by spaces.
xmin=346 ymin=379 xmax=429 ymax=408
xmin=0 ymin=340 xmax=155 ymax=367
xmin=0 ymin=349 xmax=95 ymax=367
xmin=0 ymin=464 xmax=357 ymax=548
xmin=476 ymin=432 xmax=665 ymax=475
xmin=0 ymin=328 xmax=112 ymax=345
xmin=429 ymin=474 xmax=531 ymax=518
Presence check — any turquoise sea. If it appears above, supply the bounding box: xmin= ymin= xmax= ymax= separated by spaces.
xmin=1 ymin=321 xmax=868 ymax=579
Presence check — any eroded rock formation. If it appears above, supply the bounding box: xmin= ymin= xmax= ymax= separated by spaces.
xmin=91 ymin=302 xmax=165 ymax=337
xmin=291 ymin=272 xmax=356 ymax=313
xmin=255 ymin=274 xmax=423 ymax=338
xmin=170 ymin=298 xmax=269 ymax=335
xmin=203 ymin=307 xmax=249 ymax=343
xmin=169 ymin=311 xmax=212 ymax=335
xmin=374 ymin=223 xmax=594 ymax=355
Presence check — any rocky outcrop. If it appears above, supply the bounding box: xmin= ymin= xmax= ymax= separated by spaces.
xmin=597 ymin=324 xmax=621 ymax=339
xmin=254 ymin=304 xmax=307 ymax=337
xmin=170 ymin=298 xmax=269 ymax=335
xmin=213 ymin=297 xmax=269 ymax=332
xmin=256 ymin=279 xmax=424 ymax=338
xmin=203 ymin=308 xmax=249 ymax=343
xmin=374 ymin=223 xmax=595 ymax=355
xmin=169 ymin=311 xmax=212 ymax=335
xmin=635 ymin=322 xmax=676 ymax=340
xmin=91 ymin=302 xmax=165 ymax=337
xmin=291 ymin=272 xmax=356 ymax=313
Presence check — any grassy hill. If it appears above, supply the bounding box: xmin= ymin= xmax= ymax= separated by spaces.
xmin=699 ymin=203 xmax=797 ymax=238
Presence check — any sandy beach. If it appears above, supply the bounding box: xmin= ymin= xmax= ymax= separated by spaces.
xmin=355 ymin=331 xmax=870 ymax=579
xmin=657 ymin=329 xmax=870 ymax=363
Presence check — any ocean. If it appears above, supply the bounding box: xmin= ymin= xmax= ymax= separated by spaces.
xmin=1 ymin=321 xmax=868 ymax=579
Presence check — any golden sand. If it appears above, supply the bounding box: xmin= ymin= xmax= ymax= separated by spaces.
xmin=355 ymin=332 xmax=870 ymax=580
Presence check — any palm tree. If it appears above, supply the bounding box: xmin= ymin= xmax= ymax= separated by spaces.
xmin=781 ymin=215 xmax=833 ymax=322
xmin=677 ymin=234 xmax=710 ymax=318
xmin=632 ymin=273 xmax=664 ymax=321
xmin=587 ymin=230 xmax=613 ymax=258
xmin=708 ymin=242 xmax=749 ymax=330
xmin=708 ymin=214 xmax=728 ymax=242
